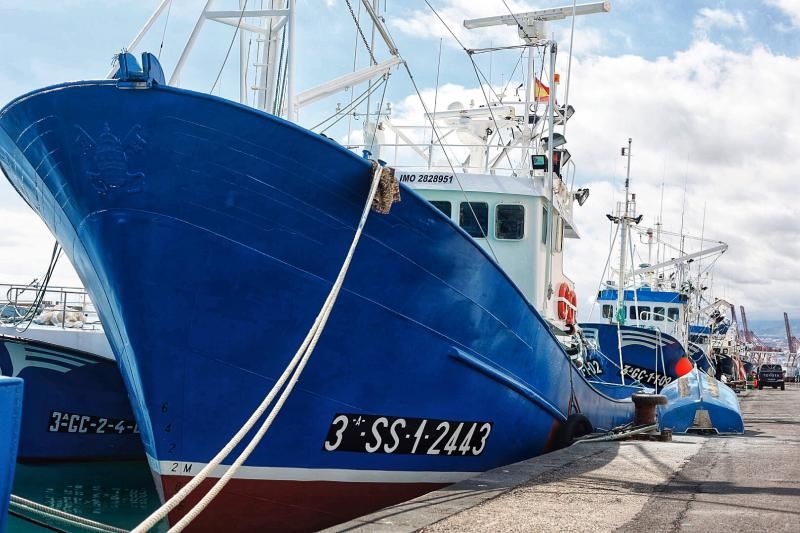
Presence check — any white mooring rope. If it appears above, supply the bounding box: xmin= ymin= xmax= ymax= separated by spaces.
xmin=132 ymin=161 xmax=386 ymax=533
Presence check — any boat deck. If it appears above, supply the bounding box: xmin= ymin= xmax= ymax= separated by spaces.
xmin=327 ymin=384 xmax=800 ymax=532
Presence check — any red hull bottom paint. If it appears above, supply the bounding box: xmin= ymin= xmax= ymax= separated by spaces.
xmin=160 ymin=475 xmax=449 ymax=532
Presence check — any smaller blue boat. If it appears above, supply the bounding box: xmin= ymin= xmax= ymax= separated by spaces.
xmin=581 ymin=320 xmax=689 ymax=389
xmin=0 ymin=335 xmax=143 ymax=461
xmin=0 ymin=375 xmax=23 ymax=532
xmin=658 ymin=367 xmax=744 ymax=434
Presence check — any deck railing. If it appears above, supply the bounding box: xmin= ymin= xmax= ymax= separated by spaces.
xmin=0 ymin=282 xmax=102 ymax=330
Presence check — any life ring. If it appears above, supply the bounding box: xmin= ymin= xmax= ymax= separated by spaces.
xmin=567 ymin=289 xmax=577 ymax=325
xmin=557 ymin=283 xmax=570 ymax=320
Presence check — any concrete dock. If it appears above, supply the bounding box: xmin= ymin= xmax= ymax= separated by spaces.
xmin=329 ymin=384 xmax=800 ymax=532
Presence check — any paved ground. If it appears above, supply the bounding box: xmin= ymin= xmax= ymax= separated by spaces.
xmin=328 ymin=384 xmax=800 ymax=532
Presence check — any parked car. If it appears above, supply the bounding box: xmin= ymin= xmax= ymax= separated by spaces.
xmin=757 ymin=364 xmax=785 ymax=390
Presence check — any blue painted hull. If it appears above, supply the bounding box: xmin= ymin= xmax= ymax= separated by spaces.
xmin=0 ymin=376 xmax=23 ymax=532
xmin=688 ymin=341 xmax=714 ymax=374
xmin=581 ymin=323 xmax=688 ymax=389
xmin=658 ymin=368 xmax=744 ymax=434
xmin=0 ymin=80 xmax=639 ymax=531
xmin=0 ymin=335 xmax=143 ymax=461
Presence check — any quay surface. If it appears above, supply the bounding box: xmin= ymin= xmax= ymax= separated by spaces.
xmin=328 ymin=384 xmax=800 ymax=532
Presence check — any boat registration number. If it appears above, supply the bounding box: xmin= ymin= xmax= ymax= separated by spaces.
xmin=48 ymin=410 xmax=139 ymax=435
xmin=323 ymin=413 xmax=492 ymax=456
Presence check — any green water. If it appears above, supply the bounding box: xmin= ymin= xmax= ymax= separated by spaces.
xmin=8 ymin=461 xmax=164 ymax=532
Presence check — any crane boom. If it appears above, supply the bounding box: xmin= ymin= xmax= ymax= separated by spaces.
xmin=631 ymin=242 xmax=727 ymax=276
xmin=786 ymin=312 xmax=799 ymax=367
xmin=740 ymin=305 xmax=752 ymax=343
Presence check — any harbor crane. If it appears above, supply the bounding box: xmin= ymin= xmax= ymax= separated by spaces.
xmin=784 ymin=312 xmax=798 ymax=368
xmin=741 ymin=305 xmax=780 ymax=363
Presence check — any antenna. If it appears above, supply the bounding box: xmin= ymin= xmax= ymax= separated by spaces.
xmin=463 ymin=1 xmax=611 ymax=41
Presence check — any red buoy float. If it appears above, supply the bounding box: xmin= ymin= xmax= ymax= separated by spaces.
xmin=675 ymin=356 xmax=694 ymax=377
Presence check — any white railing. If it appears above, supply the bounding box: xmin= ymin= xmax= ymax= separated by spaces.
xmin=0 ymin=282 xmax=102 ymax=331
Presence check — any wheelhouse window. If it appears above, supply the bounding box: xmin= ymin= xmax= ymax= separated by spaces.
xmin=430 ymin=200 xmax=452 ymax=218
xmin=630 ymin=306 xmax=651 ymax=320
xmin=459 ymin=202 xmax=489 ymax=238
xmin=495 ymin=204 xmax=525 ymax=240
xmin=602 ymin=304 xmax=613 ymax=318
xmin=654 ymin=306 xmax=665 ymax=321
xmin=667 ymin=307 xmax=680 ymax=322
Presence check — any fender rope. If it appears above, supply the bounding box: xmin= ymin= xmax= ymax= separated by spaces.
xmin=132 ymin=161 xmax=387 ymax=533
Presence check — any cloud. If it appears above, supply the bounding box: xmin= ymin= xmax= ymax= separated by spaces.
xmin=766 ymin=0 xmax=800 ymax=27
xmin=694 ymin=8 xmax=747 ymax=35
xmin=376 ymin=35 xmax=800 ymax=320
xmin=391 ymin=1 xmax=612 ymax=51
xmin=0 ymin=193 xmax=82 ymax=287
xmin=558 ymin=40 xmax=800 ymax=320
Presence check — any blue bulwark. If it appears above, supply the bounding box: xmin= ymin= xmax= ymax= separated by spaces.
xmin=597 ymin=288 xmax=686 ymax=303
xmin=689 ymin=325 xmax=712 ymax=335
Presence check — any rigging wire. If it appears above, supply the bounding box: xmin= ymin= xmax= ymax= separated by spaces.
xmin=397 ymin=55 xmax=500 ymax=262
xmin=588 ymin=225 xmax=619 ymax=322
xmin=157 ymin=0 xmax=173 ymax=60
xmin=210 ymin=0 xmax=249 ymax=94
xmin=423 ymin=0 xmax=518 ymax=172
xmin=314 ymin=77 xmax=387 ymax=134
xmin=14 ymin=242 xmax=62 ymax=333
xmin=500 ymin=48 xmax=525 ymax=99
xmin=346 ymin=0 xmax=364 ymax=143
xmin=345 ymin=0 xmax=376 ymax=64
xmin=429 ymin=38 xmax=443 ymax=148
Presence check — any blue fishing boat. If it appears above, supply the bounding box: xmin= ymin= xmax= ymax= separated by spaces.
xmin=580 ymin=140 xmax=728 ymax=391
xmin=0 ymin=2 xmax=639 ymax=530
xmin=0 ymin=335 xmax=142 ymax=461
xmin=658 ymin=367 xmax=744 ymax=434
xmin=581 ymin=319 xmax=688 ymax=388
xmin=0 ymin=375 xmax=23 ymax=532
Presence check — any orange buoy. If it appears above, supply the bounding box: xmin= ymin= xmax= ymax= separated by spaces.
xmin=675 ymin=356 xmax=693 ymax=377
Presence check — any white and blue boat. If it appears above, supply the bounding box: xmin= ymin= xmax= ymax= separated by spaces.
xmin=658 ymin=367 xmax=744 ymax=434
xmin=0 ymin=334 xmax=143 ymax=461
xmin=0 ymin=375 xmax=23 ymax=532
xmin=0 ymin=284 xmax=142 ymax=461
xmin=0 ymin=2 xmax=642 ymax=530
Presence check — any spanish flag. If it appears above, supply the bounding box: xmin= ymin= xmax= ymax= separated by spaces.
xmin=534 ymin=78 xmax=550 ymax=102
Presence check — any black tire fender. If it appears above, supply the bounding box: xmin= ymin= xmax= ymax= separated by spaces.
xmin=553 ymin=414 xmax=593 ymax=450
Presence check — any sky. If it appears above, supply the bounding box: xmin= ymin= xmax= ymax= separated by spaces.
xmin=0 ymin=0 xmax=798 ymax=322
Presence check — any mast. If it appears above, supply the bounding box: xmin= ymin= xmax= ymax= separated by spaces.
xmin=617 ymin=138 xmax=632 ymax=322
xmin=543 ymin=41 xmax=557 ymax=310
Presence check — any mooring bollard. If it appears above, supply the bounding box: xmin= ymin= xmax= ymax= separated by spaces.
xmin=631 ymin=393 xmax=668 ymax=426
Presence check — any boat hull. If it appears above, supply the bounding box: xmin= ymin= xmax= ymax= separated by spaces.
xmin=581 ymin=323 xmax=689 ymax=388
xmin=658 ymin=368 xmax=744 ymax=434
xmin=1 ymin=80 xmax=638 ymax=531
xmin=0 ymin=335 xmax=142 ymax=461
xmin=0 ymin=376 xmax=23 ymax=531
